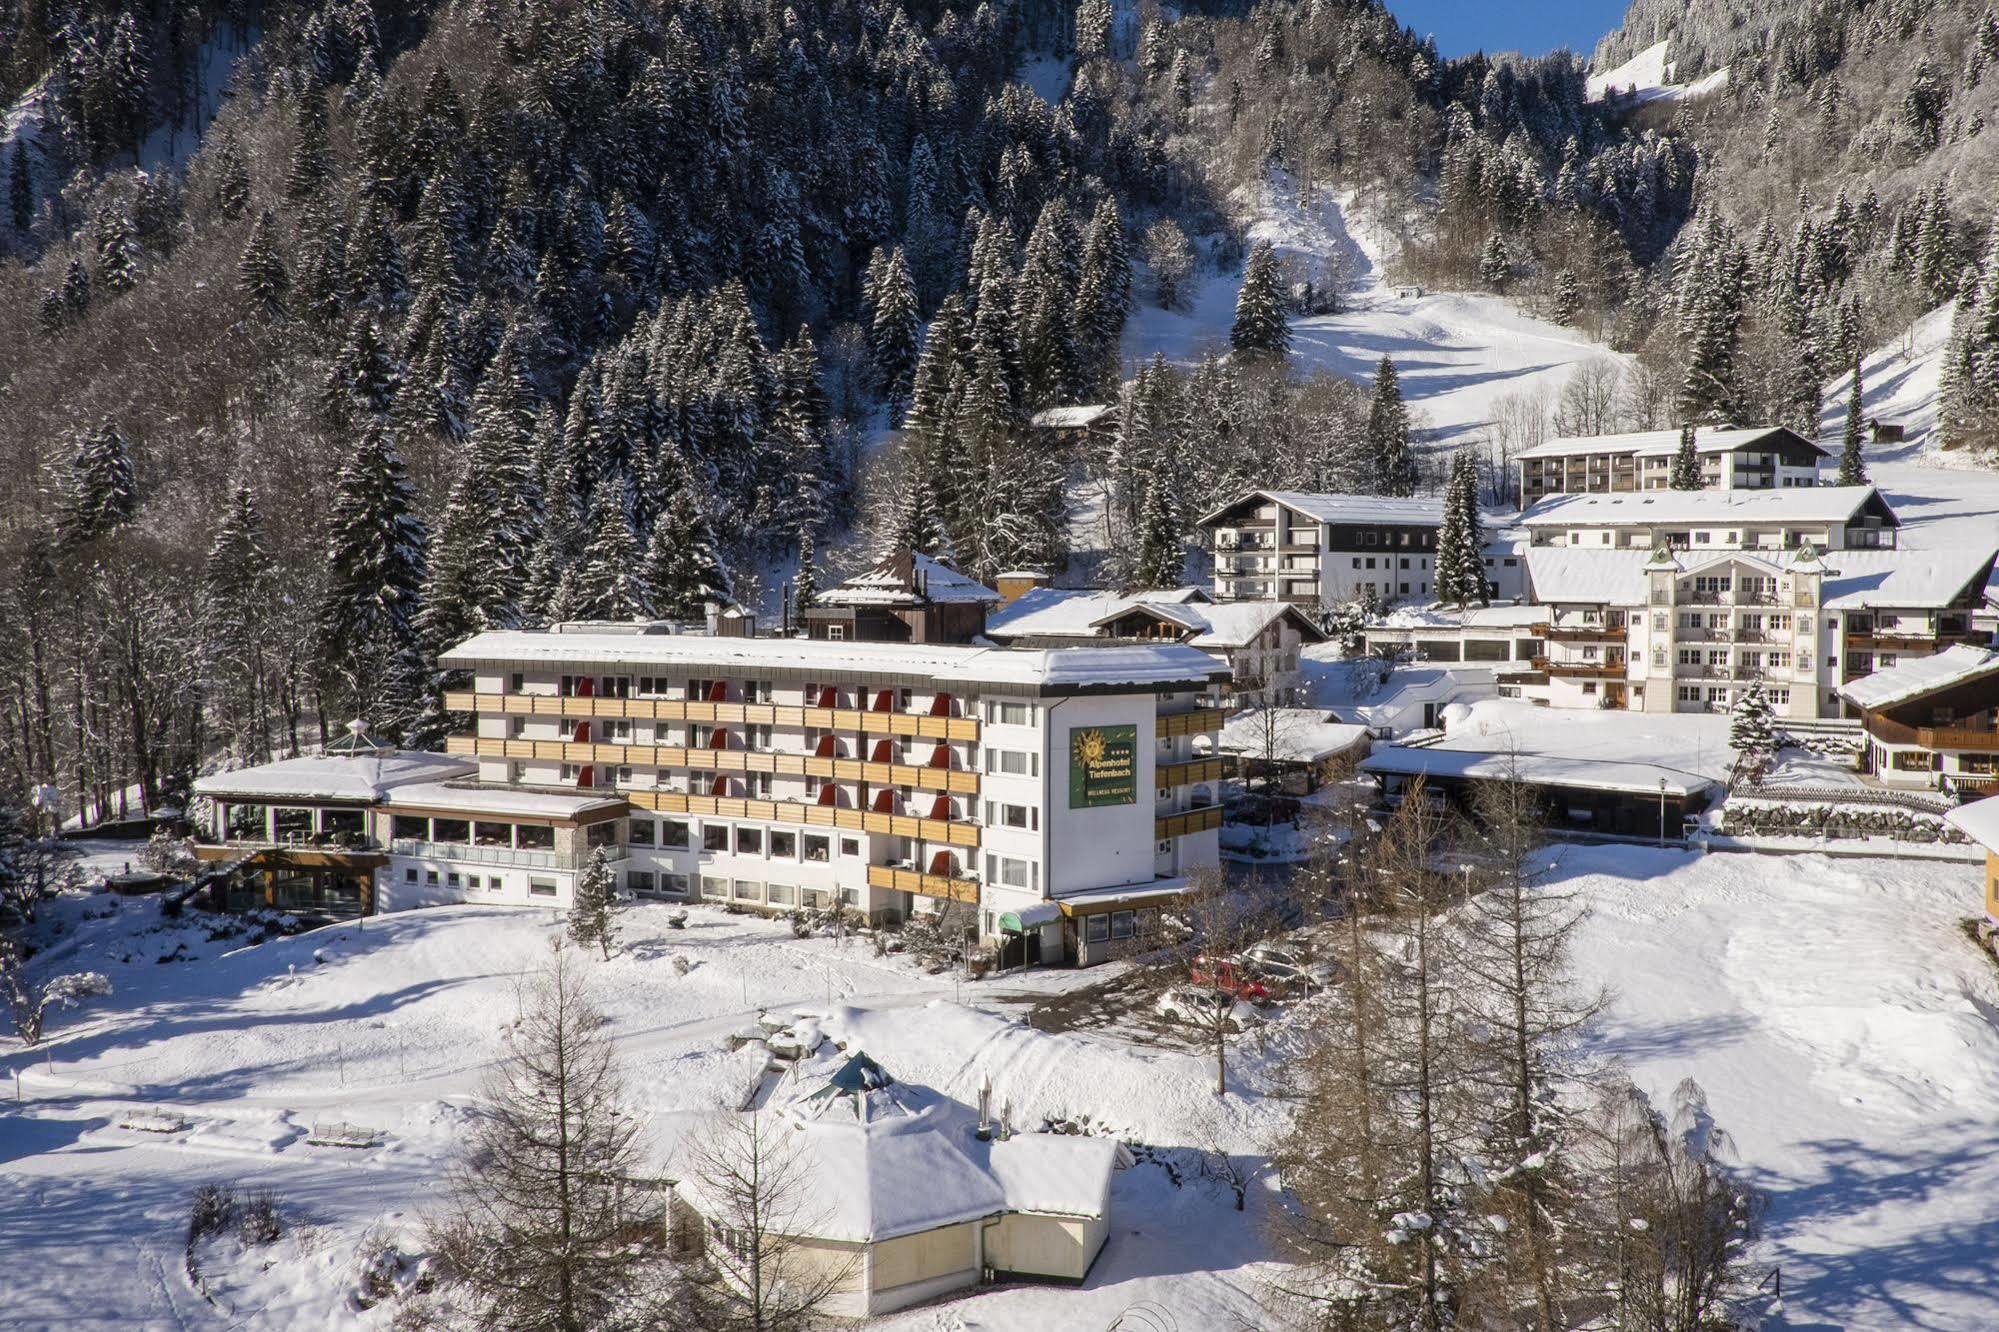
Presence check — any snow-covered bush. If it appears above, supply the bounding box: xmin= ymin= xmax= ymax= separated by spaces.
xmin=1 ymin=941 xmax=112 ymax=1045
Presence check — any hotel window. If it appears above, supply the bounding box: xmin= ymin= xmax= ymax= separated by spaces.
xmin=487 ymin=876 xmax=503 ymax=891
xmin=732 ymin=880 xmax=763 ymax=901
xmin=663 ymin=820 xmax=690 ymax=848
xmin=984 ymin=854 xmax=1035 ymax=889
xmin=988 ymin=699 xmax=1033 ymax=725
xmin=770 ymin=830 xmax=797 ymax=859
xmin=985 ymin=748 xmax=1036 ymax=777
xmin=747 ymin=773 xmax=772 ymax=798
xmin=664 ymin=873 xmax=691 ymax=895
xmin=703 ymin=824 xmax=730 ymax=852
xmin=985 ymin=802 xmax=1036 ymax=830
xmin=1084 ymin=915 xmax=1110 ymax=944
xmin=735 ymin=827 xmax=763 ymax=856
xmin=628 ymin=819 xmax=655 ymax=847
xmin=529 ymin=879 xmax=557 ymax=897
xmin=404 ymin=867 xmax=418 ymax=883
xmin=559 ymin=764 xmax=579 ymax=782
xmin=1111 ymin=911 xmax=1136 ymax=939
xmin=517 ymin=824 xmax=554 ymax=850
xmin=627 ymin=871 xmax=657 ymax=897
xmin=767 ymin=882 xmax=797 ymax=905
xmin=586 ymin=822 xmax=617 ymax=849
xmin=803 ymin=834 xmax=830 ymax=863
xmin=447 ymin=872 xmax=462 ymax=888
xmin=607 ymin=719 xmax=632 ymax=741
xmin=510 ymin=672 xmax=525 ymax=692
xmin=840 ymin=836 xmax=860 ymax=858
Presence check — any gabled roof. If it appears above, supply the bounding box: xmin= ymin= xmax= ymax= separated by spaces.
xmin=1522 ymin=549 xmax=1658 ymax=605
xmin=1516 ymin=425 xmax=1830 ymax=462
xmin=820 ymin=551 xmax=999 ymax=608
xmin=1520 ymin=485 xmax=1892 ymax=528
xmin=1822 ymin=548 xmax=1999 ymax=610
xmin=1196 ymin=488 xmax=1445 ymax=528
xmin=985 ymin=587 xmax=1325 ymax=649
xmin=193 ymin=748 xmax=477 ymax=804
xmin=1945 ymin=795 xmax=1999 ymax=852
xmin=1838 ymin=646 xmax=1999 ymax=712
xmin=1027 ymin=404 xmax=1112 ymax=429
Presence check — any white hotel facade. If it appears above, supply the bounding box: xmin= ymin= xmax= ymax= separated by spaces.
xmin=409 ymin=628 xmax=1229 ymax=964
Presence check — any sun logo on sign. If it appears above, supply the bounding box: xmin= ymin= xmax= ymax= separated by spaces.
xmin=1074 ymin=728 xmax=1107 ymax=771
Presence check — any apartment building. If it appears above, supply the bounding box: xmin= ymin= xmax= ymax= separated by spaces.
xmin=1515 ymin=426 xmax=1828 ymax=506
xmin=427 ymin=627 xmax=1229 ymax=965
xmin=1838 ymin=646 xmax=1999 ymax=798
xmin=1520 ymin=542 xmax=1996 ymax=718
xmin=1197 ymin=489 xmax=1526 ymax=607
xmin=1520 ymin=485 xmax=1900 ymax=552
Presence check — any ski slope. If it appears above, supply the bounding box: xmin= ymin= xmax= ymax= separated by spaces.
xmin=1587 ymin=39 xmax=1730 ymax=106
xmin=1122 ymin=176 xmax=1627 ymax=453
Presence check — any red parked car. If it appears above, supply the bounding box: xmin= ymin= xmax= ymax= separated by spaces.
xmin=1189 ymin=954 xmax=1274 ymax=1003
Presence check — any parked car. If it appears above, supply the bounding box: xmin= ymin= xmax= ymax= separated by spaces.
xmin=1243 ymin=942 xmax=1336 ymax=993
xmin=1188 ymin=954 xmax=1274 ymax=1002
xmin=1155 ymin=987 xmax=1263 ymax=1033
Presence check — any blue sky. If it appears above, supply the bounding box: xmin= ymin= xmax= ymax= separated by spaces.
xmin=1390 ymin=0 xmax=1629 ymax=59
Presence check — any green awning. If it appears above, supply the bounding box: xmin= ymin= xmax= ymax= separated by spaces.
xmin=999 ymin=902 xmax=1063 ymax=932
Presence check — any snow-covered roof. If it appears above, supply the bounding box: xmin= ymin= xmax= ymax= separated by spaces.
xmin=1027 ymin=404 xmax=1112 ymax=429
xmin=1366 ymin=602 xmax=1549 ymax=631
xmin=1838 ymin=646 xmax=1999 ymax=712
xmin=379 ymin=782 xmax=629 ymax=821
xmin=193 ymin=750 xmax=476 ymax=803
xmin=1197 ymin=489 xmax=1444 ymax=528
xmin=1214 ymin=709 xmax=1371 ymax=764
xmin=1944 ymin=795 xmax=1999 ymax=852
xmin=1520 ymin=485 xmax=1888 ymax=528
xmin=692 ymin=1051 xmax=1115 ymax=1245
xmin=986 ymin=587 xmax=1320 ymax=649
xmin=1822 ymin=549 xmax=1999 ymax=610
xmin=1516 ymin=425 xmax=1827 ymax=462
xmin=1360 ymin=745 xmax=1713 ymax=798
xmin=821 ymin=551 xmax=999 ymax=607
xmin=1522 ymin=549 xmax=1657 ymax=605
xmin=441 ymin=631 xmax=1228 ymax=692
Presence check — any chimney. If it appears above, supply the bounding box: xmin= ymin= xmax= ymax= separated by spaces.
xmin=995 ymin=570 xmax=1050 ymax=607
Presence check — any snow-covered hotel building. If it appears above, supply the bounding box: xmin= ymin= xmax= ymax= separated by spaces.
xmin=1197 ymin=489 xmax=1526 ymax=606
xmin=193 ymin=632 xmax=1228 ymax=961
xmin=1514 ymin=425 xmax=1828 ymax=506
xmin=427 ymin=628 xmax=1227 ymax=961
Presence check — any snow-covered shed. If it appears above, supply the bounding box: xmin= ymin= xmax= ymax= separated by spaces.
xmin=673 ymin=1051 xmax=1117 ymax=1318
xmin=1210 ymin=707 xmax=1370 ymax=793
xmin=804 ymin=550 xmax=999 ymax=644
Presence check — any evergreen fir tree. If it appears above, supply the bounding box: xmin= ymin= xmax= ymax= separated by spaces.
xmin=569 ymin=848 xmax=620 ymax=959
xmin=1728 ymin=679 xmax=1776 ymax=771
xmin=1478 ymin=232 xmax=1511 ymax=290
xmin=61 ymin=256 xmax=90 ymax=316
xmin=1669 ymin=423 xmax=1702 ymax=490
xmin=286 ymin=91 xmax=333 ymax=202
xmin=1128 ymin=472 xmax=1183 ymax=590
xmin=1015 ymin=201 xmax=1081 ymax=406
xmin=203 ymin=480 xmax=275 ymax=760
xmin=1230 ymin=242 xmax=1290 ymax=358
xmin=317 ymin=417 xmax=429 ymax=725
xmin=1074 ymin=197 xmax=1133 ymax=393
xmin=36 ymin=285 xmax=65 ymax=338
xmin=793 ymin=523 xmax=819 ymax=629
xmin=419 ymin=454 xmax=506 ymax=654
xmin=870 ymin=248 xmax=920 ymax=421
xmin=8 ymin=139 xmax=31 ymax=233
xmin=1364 ymin=357 xmax=1416 ymax=496
xmin=1837 ymin=349 xmax=1869 ymax=486
xmin=59 ymin=420 xmax=139 ymax=546
xmin=571 ymin=484 xmax=649 ymax=621
xmin=1435 ymin=449 xmax=1486 ymax=608
xmin=1551 ymin=269 xmax=1581 ymax=325
xmin=212 ymin=129 xmax=249 ymax=220
xmin=644 ymin=474 xmax=730 ymax=622
xmin=93 ymin=202 xmax=139 ymax=294
xmin=238 ymin=209 xmax=289 ymax=318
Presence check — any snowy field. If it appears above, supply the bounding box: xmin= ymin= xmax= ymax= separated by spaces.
xmin=1121 ymin=177 xmax=1628 ymax=453
xmin=4 ymin=843 xmax=1997 ymax=1329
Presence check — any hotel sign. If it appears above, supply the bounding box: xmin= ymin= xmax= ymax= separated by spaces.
xmin=1068 ymin=725 xmax=1137 ymax=809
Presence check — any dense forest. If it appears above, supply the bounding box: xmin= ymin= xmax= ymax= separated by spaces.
xmin=0 ymin=0 xmax=1990 ymax=824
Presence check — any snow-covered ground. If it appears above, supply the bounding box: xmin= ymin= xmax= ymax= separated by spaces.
xmin=1586 ymin=39 xmax=1730 ymax=106
xmin=6 ymin=847 xmax=1995 ymax=1328
xmin=1123 ymin=177 xmax=1627 ymax=452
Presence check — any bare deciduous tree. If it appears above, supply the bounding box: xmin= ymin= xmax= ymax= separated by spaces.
xmin=679 ymin=1108 xmax=853 ymax=1331
xmin=1551 ymin=356 xmax=1626 ymax=439
xmin=425 ymin=944 xmax=675 ymax=1332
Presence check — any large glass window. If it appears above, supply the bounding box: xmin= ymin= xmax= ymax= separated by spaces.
xmin=586 ymin=822 xmax=617 ymax=848
xmin=735 ymin=827 xmax=763 ymax=856
xmin=627 ymin=819 xmax=655 ymax=847
xmin=272 ymin=807 xmax=313 ymax=842
xmin=770 ymin=831 xmax=796 ymax=859
xmin=432 ymin=818 xmax=471 ymax=844
xmin=391 ymin=814 xmax=429 ymax=841
xmin=663 ymin=821 xmax=690 ymax=849
xmin=473 ymin=821 xmax=512 ymax=847
xmin=704 ymin=824 xmax=730 ymax=852
xmin=802 ymin=835 xmax=830 ymax=863
xmin=516 ymin=824 xmax=554 ymax=851
xmin=226 ymin=804 xmax=267 ymax=839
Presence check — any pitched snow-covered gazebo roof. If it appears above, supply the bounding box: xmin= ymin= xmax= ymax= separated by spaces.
xmin=192 ymin=722 xmax=476 ymax=804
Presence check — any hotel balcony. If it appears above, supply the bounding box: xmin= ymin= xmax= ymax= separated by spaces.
xmin=625 ymin=789 xmax=980 ymax=848
xmin=1532 ymin=622 xmax=1624 ymax=642
xmin=443 ymin=691 xmax=979 ymax=742
xmin=865 ymin=863 xmax=979 ymax=904
xmin=1863 ymin=715 xmax=1999 ymax=751
xmin=447 ymin=735 xmax=980 ymax=796
xmin=1530 ymin=657 xmax=1628 ymax=679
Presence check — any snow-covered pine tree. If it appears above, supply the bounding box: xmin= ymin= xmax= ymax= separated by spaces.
xmin=59 ymin=419 xmax=139 ymax=546
xmin=1435 ymin=449 xmax=1486 ymax=608
xmin=571 ymin=483 xmax=648 ymax=621
xmin=1075 ymin=0 xmax=1114 ymax=61
xmin=1837 ymin=348 xmax=1869 ymax=486
xmin=793 ymin=523 xmax=819 ymax=628
xmin=1478 ymin=231 xmax=1511 ymax=290
xmin=1364 ymin=356 xmax=1417 ymax=496
xmin=419 ymin=456 xmax=504 ymax=655
xmin=1230 ymin=241 xmax=1290 ymax=358
xmin=1552 ymin=268 xmax=1581 ymax=325
xmin=238 ymin=209 xmax=290 ymax=318
xmin=211 ymin=127 xmax=249 ymax=220
xmin=1728 ymin=679 xmax=1776 ymax=774
xmin=1016 ymin=200 xmax=1081 ymax=406
xmin=569 ymin=848 xmax=620 ymax=959
xmin=645 ymin=475 xmax=730 ymax=622
xmin=1128 ymin=471 xmax=1183 ymax=591
xmin=1668 ymin=423 xmax=1702 ymax=490
xmin=93 ymin=201 xmax=139 ymax=294
xmin=285 ymin=89 xmax=333 ymax=202
xmin=317 ymin=416 xmax=429 ymax=724
xmin=1073 ymin=197 xmax=1132 ymax=394
xmin=202 ymin=480 xmax=275 ymax=761
xmin=870 ymin=247 xmax=920 ymax=421
xmin=61 ymin=256 xmax=89 ymax=317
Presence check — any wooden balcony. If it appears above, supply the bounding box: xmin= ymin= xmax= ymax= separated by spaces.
xmin=1157 ymin=707 xmax=1227 ymax=739
xmin=447 ymin=735 xmax=978 ymax=794
xmin=1863 ymin=715 xmax=1999 ymax=751
xmin=1532 ymin=623 xmax=1623 ymax=642
xmin=1845 ymin=631 xmax=1986 ymax=653
xmin=1158 ymin=758 xmax=1226 ymax=789
xmin=625 ymin=790 xmax=980 ymax=847
xmin=1529 ymin=657 xmax=1628 ymax=679
xmin=866 ymin=864 xmax=979 ymax=903
xmin=441 ymin=691 xmax=979 ymax=741
xmin=1156 ymin=805 xmax=1224 ymax=840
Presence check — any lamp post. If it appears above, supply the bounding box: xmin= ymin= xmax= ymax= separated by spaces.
xmin=1658 ymin=777 xmax=1668 ymax=847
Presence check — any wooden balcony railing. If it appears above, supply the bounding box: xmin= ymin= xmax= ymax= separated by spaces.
xmin=1863 ymin=714 xmax=1999 ymax=751
xmin=1158 ymin=758 xmax=1227 ymax=789
xmin=1530 ymin=657 xmax=1628 ymax=679
xmin=866 ymin=864 xmax=979 ymax=903
xmin=1845 ymin=631 xmax=1986 ymax=653
xmin=447 ymin=735 xmax=978 ymax=794
xmin=1156 ymin=707 xmax=1227 ymax=739
xmin=1532 ymin=623 xmax=1623 ymax=642
xmin=624 ymin=790 xmax=980 ymax=848
xmin=1156 ymin=805 xmax=1224 ymax=840
xmin=441 ymin=691 xmax=979 ymax=741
